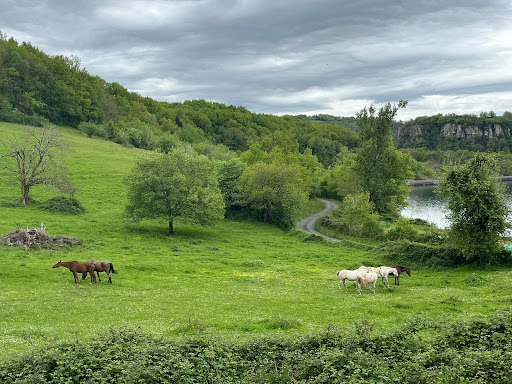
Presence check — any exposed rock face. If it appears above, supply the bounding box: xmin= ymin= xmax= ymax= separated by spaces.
xmin=398 ymin=123 xmax=509 ymax=143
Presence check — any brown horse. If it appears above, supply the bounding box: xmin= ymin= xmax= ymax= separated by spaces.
xmin=388 ymin=265 xmax=411 ymax=286
xmin=82 ymin=259 xmax=117 ymax=284
xmin=52 ymin=260 xmax=97 ymax=284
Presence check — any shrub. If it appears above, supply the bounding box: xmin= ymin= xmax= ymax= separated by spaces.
xmin=1 ymin=312 xmax=512 ymax=383
xmin=39 ymin=196 xmax=86 ymax=215
xmin=77 ymin=121 xmax=98 ymax=138
xmin=386 ymin=217 xmax=442 ymax=243
xmin=380 ymin=239 xmax=465 ymax=268
xmin=322 ymin=193 xmax=384 ymax=239
xmin=0 ymin=108 xmax=49 ymax=127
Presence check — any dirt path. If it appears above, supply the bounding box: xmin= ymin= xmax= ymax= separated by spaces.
xmin=297 ymin=199 xmax=341 ymax=242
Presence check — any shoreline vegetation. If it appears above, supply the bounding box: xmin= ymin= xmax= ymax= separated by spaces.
xmin=408 ymin=175 xmax=512 ymax=186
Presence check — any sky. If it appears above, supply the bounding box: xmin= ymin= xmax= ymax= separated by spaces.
xmin=1 ymin=0 xmax=512 ymax=121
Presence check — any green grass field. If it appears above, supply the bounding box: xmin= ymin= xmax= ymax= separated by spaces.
xmin=1 ymin=121 xmax=512 ymax=361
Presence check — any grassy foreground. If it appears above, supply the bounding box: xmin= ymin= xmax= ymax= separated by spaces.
xmin=1 ymin=122 xmax=512 ymax=362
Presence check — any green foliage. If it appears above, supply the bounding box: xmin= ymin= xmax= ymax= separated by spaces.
xmin=322 ymin=193 xmax=384 ymax=238
xmin=218 ymin=158 xmax=246 ymax=210
xmin=437 ymin=153 xmax=511 ymax=265
xmin=395 ymin=111 xmax=512 ymax=152
xmin=38 ymin=196 xmax=85 ymax=215
xmin=77 ymin=121 xmax=98 ymax=138
xmin=322 ymin=152 xmax=361 ymax=199
xmin=355 ymin=101 xmax=413 ymax=214
xmin=380 ymin=240 xmax=466 ymax=268
xmin=386 ymin=217 xmax=442 ymax=243
xmin=0 ymin=36 xmax=359 ymax=166
xmin=2 ymin=312 xmax=512 ymax=383
xmin=237 ymin=161 xmax=308 ymax=228
xmin=124 ymin=149 xmax=225 ymax=234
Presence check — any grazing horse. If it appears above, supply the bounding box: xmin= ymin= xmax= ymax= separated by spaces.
xmin=336 ymin=270 xmax=360 ymax=291
xmin=388 ymin=265 xmax=411 ymax=286
xmin=53 ymin=260 xmax=96 ymax=284
xmin=356 ymin=271 xmax=379 ymax=294
xmin=82 ymin=259 xmax=117 ymax=283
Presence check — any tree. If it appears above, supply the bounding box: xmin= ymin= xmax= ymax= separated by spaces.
xmin=354 ymin=100 xmax=413 ymax=214
xmin=0 ymin=125 xmax=75 ymax=204
xmin=237 ymin=161 xmax=308 ymax=228
xmin=124 ymin=149 xmax=225 ymax=235
xmin=436 ymin=153 xmax=510 ymax=265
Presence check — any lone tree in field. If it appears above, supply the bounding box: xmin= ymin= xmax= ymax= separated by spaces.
xmin=125 ymin=149 xmax=225 ymax=235
xmin=0 ymin=125 xmax=75 ymax=205
xmin=437 ymin=153 xmax=510 ymax=265
xmin=354 ymin=100 xmax=412 ymax=214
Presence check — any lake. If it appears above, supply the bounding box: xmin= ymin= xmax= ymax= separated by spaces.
xmin=401 ymin=181 xmax=512 ymax=228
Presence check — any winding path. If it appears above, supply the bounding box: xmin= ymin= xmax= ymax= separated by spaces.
xmin=297 ymin=199 xmax=341 ymax=242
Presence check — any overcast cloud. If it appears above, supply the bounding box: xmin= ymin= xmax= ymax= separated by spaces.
xmin=2 ymin=0 xmax=512 ymax=120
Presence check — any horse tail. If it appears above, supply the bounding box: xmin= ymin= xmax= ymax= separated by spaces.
xmin=110 ymin=262 xmax=118 ymax=274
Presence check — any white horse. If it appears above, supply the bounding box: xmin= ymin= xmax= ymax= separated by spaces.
xmin=356 ymin=271 xmax=379 ymax=294
xmin=378 ymin=266 xmax=398 ymax=288
xmin=336 ymin=270 xmax=360 ymax=291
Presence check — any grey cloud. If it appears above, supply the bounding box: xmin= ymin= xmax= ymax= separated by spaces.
xmin=1 ymin=0 xmax=511 ymax=117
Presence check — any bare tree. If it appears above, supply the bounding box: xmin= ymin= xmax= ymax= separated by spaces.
xmin=0 ymin=125 xmax=75 ymax=205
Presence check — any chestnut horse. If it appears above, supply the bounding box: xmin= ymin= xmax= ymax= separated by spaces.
xmin=82 ymin=259 xmax=117 ymax=284
xmin=52 ymin=260 xmax=97 ymax=284
xmin=388 ymin=265 xmax=411 ymax=286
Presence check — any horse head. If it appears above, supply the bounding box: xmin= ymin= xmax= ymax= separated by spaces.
xmin=52 ymin=261 xmax=63 ymax=268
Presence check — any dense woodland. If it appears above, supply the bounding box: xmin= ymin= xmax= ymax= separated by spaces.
xmin=2 ymin=33 xmax=512 ymax=170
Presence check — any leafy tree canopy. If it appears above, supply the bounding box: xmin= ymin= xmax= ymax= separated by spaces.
xmin=125 ymin=149 xmax=225 ymax=235
xmin=436 ymin=153 xmax=511 ymax=265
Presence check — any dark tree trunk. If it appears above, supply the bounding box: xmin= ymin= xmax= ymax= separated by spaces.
xmin=168 ymin=220 xmax=174 ymax=235
xmin=21 ymin=184 xmax=29 ymax=205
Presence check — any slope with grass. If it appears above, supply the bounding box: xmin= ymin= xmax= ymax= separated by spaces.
xmin=1 ymin=122 xmax=512 ymax=361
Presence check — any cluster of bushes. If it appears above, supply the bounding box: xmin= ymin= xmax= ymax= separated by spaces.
xmin=379 ymin=239 xmax=466 ymax=269
xmin=1 ymin=311 xmax=511 ymax=383
xmin=38 ymin=197 xmax=86 ymax=215
xmin=0 ymin=107 xmax=49 ymax=127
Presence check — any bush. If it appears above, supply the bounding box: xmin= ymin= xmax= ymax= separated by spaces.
xmin=0 ymin=108 xmax=49 ymax=127
xmin=386 ymin=217 xmax=442 ymax=243
xmin=1 ymin=312 xmax=512 ymax=383
xmin=78 ymin=121 xmax=98 ymax=138
xmin=39 ymin=196 xmax=86 ymax=215
xmin=380 ymin=239 xmax=465 ymax=268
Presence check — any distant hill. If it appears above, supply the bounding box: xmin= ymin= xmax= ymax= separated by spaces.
xmin=295 ymin=114 xmax=358 ymax=131
xmin=0 ymin=34 xmax=358 ymax=167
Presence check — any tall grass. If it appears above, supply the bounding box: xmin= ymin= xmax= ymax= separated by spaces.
xmin=1 ymin=122 xmax=511 ymax=361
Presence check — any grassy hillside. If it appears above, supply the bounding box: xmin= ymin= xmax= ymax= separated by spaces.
xmin=1 ymin=122 xmax=511 ymax=361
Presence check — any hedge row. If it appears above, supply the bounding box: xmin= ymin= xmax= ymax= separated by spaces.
xmin=2 ymin=309 xmax=512 ymax=383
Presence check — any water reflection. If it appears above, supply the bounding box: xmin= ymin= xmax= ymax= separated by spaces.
xmin=401 ymin=181 xmax=512 ymax=229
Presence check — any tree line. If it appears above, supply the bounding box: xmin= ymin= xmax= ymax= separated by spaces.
xmin=0 ymin=33 xmax=358 ymax=168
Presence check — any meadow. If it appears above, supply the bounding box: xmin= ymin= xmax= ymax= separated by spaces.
xmin=1 ymin=121 xmax=512 ymax=363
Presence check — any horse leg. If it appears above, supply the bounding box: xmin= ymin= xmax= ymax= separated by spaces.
xmin=82 ymin=272 xmax=88 ymax=280
xmin=96 ymin=271 xmax=101 ymax=282
xmin=73 ymin=271 xmax=79 ymax=284
xmin=356 ymin=280 xmax=361 ymax=294
xmin=342 ymin=279 xmax=348 ymax=291
xmin=396 ymin=275 xmax=400 ymax=286
xmin=107 ymin=271 xmax=112 ymax=284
